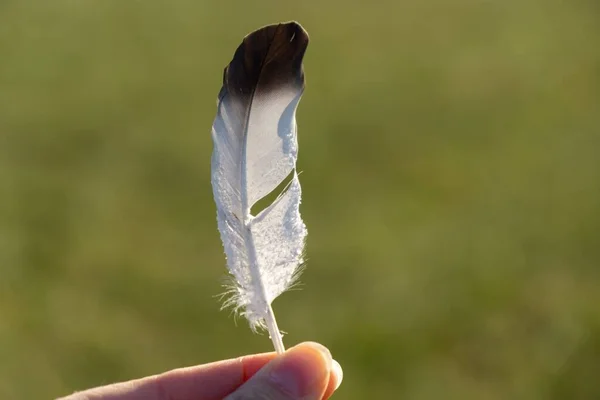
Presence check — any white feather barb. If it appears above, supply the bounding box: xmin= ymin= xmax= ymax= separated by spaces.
xmin=210 ymin=22 xmax=309 ymax=353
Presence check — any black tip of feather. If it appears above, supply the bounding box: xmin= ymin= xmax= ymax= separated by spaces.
xmin=222 ymin=22 xmax=309 ymax=99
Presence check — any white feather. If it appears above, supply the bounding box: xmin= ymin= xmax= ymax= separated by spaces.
xmin=210 ymin=22 xmax=309 ymax=353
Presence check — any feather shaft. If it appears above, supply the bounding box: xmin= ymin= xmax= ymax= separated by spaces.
xmin=243 ymin=216 xmax=285 ymax=353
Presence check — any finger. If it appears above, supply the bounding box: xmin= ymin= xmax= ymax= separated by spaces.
xmin=322 ymin=360 xmax=344 ymax=400
xmin=57 ymin=352 xmax=277 ymax=400
xmin=153 ymin=352 xmax=278 ymax=400
xmin=225 ymin=342 xmax=341 ymax=400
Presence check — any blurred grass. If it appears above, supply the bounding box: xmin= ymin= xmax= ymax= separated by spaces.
xmin=1 ymin=0 xmax=599 ymax=398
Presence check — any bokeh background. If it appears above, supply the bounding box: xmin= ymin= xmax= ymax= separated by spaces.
xmin=1 ymin=1 xmax=599 ymax=399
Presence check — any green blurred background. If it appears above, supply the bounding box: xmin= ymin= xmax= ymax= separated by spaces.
xmin=1 ymin=0 xmax=599 ymax=398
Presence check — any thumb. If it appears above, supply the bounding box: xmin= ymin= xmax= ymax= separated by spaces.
xmin=225 ymin=342 xmax=342 ymax=400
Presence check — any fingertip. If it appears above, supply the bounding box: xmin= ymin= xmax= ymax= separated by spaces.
xmin=282 ymin=343 xmax=342 ymax=399
xmin=331 ymin=359 xmax=343 ymax=390
xmin=321 ymin=359 xmax=343 ymax=399
xmin=290 ymin=342 xmax=332 ymax=363
xmin=267 ymin=342 xmax=332 ymax=397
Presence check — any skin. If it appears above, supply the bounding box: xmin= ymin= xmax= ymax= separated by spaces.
xmin=57 ymin=342 xmax=343 ymax=400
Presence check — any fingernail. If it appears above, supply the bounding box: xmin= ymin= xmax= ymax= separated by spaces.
xmin=269 ymin=342 xmax=332 ymax=397
xmin=331 ymin=359 xmax=343 ymax=390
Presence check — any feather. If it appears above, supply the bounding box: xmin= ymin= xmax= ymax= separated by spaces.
xmin=210 ymin=21 xmax=309 ymax=353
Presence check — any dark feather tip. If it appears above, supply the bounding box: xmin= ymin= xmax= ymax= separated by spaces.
xmin=223 ymin=21 xmax=309 ymax=98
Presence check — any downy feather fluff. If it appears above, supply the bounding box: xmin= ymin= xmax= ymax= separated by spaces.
xmin=210 ymin=22 xmax=309 ymax=353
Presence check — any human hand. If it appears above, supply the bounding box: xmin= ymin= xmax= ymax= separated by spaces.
xmin=58 ymin=342 xmax=343 ymax=400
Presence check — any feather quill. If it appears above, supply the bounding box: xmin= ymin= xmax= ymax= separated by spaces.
xmin=210 ymin=22 xmax=309 ymax=353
